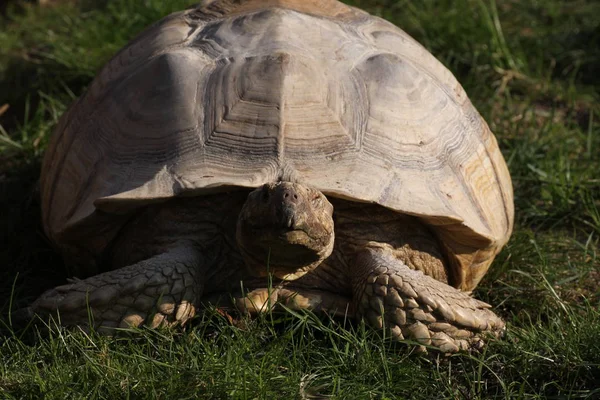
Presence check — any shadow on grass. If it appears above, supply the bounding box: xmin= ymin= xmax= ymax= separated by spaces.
xmin=0 ymin=160 xmax=65 ymax=332
xmin=0 ymin=49 xmax=83 ymax=335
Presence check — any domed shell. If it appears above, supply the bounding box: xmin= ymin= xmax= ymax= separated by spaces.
xmin=41 ymin=0 xmax=513 ymax=290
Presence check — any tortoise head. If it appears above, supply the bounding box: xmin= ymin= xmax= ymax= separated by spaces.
xmin=236 ymin=182 xmax=335 ymax=280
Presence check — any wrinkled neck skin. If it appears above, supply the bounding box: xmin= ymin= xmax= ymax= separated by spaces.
xmin=236 ymin=182 xmax=335 ymax=280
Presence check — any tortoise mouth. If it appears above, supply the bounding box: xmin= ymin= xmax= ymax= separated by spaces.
xmin=239 ymin=243 xmax=321 ymax=280
xmin=238 ymin=224 xmax=335 ymax=280
xmin=279 ymin=229 xmax=306 ymax=240
xmin=275 ymin=227 xmax=329 ymax=248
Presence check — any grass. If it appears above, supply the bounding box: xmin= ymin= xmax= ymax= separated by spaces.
xmin=1 ymin=0 xmax=599 ymax=398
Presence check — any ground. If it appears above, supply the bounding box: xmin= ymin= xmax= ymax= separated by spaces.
xmin=0 ymin=0 xmax=599 ymax=398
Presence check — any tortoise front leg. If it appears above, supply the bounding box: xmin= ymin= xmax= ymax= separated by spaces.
xmin=28 ymin=245 xmax=204 ymax=332
xmin=351 ymin=248 xmax=505 ymax=352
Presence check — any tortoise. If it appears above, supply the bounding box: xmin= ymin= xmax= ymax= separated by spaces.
xmin=30 ymin=0 xmax=513 ymax=352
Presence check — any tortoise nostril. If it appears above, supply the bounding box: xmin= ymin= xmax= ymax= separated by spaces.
xmin=283 ymin=192 xmax=298 ymax=200
xmin=281 ymin=188 xmax=300 ymax=205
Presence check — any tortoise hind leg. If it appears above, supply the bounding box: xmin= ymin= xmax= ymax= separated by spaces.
xmin=27 ymin=244 xmax=204 ymax=333
xmin=351 ymin=248 xmax=505 ymax=352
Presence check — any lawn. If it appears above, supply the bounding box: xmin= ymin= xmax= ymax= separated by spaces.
xmin=0 ymin=0 xmax=599 ymax=398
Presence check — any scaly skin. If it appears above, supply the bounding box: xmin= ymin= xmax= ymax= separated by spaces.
xmin=350 ymin=249 xmax=504 ymax=352
xmin=29 ymin=245 xmax=202 ymax=332
xmin=28 ymin=182 xmax=504 ymax=351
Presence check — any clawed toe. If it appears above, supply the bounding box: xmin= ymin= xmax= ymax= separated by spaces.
xmin=356 ymin=264 xmax=505 ymax=352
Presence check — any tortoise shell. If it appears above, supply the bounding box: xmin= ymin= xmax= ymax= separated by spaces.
xmin=40 ymin=0 xmax=513 ymax=291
